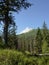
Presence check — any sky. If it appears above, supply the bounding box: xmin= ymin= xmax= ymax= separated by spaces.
xmin=13 ymin=0 xmax=49 ymax=34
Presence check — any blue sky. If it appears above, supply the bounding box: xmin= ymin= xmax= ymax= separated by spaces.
xmin=13 ymin=0 xmax=49 ymax=34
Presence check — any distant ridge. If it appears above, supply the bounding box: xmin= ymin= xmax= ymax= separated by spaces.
xmin=18 ymin=29 xmax=37 ymax=39
xmin=19 ymin=27 xmax=32 ymax=34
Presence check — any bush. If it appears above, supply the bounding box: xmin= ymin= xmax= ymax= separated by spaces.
xmin=0 ymin=49 xmax=49 ymax=65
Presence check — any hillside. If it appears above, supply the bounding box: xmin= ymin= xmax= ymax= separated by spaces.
xmin=18 ymin=29 xmax=37 ymax=39
xmin=17 ymin=29 xmax=38 ymax=52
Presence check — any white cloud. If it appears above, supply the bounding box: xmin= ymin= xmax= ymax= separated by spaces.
xmin=19 ymin=27 xmax=32 ymax=34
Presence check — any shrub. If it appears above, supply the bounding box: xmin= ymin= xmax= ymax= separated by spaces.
xmin=0 ymin=49 xmax=49 ymax=65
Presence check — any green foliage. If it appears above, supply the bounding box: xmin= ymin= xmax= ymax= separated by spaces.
xmin=35 ymin=28 xmax=43 ymax=54
xmin=42 ymin=21 xmax=49 ymax=40
xmin=8 ymin=23 xmax=18 ymax=49
xmin=0 ymin=0 xmax=31 ymax=46
xmin=42 ymin=21 xmax=49 ymax=53
xmin=0 ymin=36 xmax=4 ymax=48
xmin=42 ymin=40 xmax=48 ymax=53
xmin=0 ymin=49 xmax=49 ymax=65
xmin=18 ymin=29 xmax=37 ymax=52
xmin=18 ymin=25 xmax=49 ymax=54
xmin=39 ymin=56 xmax=49 ymax=65
xmin=0 ymin=49 xmax=24 ymax=65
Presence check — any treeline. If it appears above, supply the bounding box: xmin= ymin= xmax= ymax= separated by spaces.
xmin=18 ymin=22 xmax=49 ymax=54
xmin=0 ymin=22 xmax=49 ymax=54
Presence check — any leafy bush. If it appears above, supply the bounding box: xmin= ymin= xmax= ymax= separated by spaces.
xmin=0 ymin=49 xmax=49 ymax=65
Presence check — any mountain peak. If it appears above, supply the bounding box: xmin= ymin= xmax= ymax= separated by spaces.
xmin=19 ymin=27 xmax=32 ymax=34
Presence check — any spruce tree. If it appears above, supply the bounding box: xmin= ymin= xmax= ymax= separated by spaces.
xmin=0 ymin=0 xmax=31 ymax=47
xmin=8 ymin=22 xmax=18 ymax=49
xmin=42 ymin=21 xmax=49 ymax=53
xmin=42 ymin=21 xmax=48 ymax=40
xmin=35 ymin=27 xmax=43 ymax=54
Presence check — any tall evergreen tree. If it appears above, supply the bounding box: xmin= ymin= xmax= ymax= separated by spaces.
xmin=35 ymin=27 xmax=43 ymax=54
xmin=42 ymin=40 xmax=48 ymax=53
xmin=42 ymin=21 xmax=49 ymax=53
xmin=8 ymin=22 xmax=18 ymax=49
xmin=42 ymin=21 xmax=48 ymax=40
xmin=0 ymin=0 xmax=31 ymax=47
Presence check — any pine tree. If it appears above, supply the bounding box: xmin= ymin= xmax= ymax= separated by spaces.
xmin=42 ymin=40 xmax=48 ymax=53
xmin=42 ymin=21 xmax=49 ymax=53
xmin=0 ymin=0 xmax=31 ymax=47
xmin=42 ymin=21 xmax=48 ymax=40
xmin=8 ymin=22 xmax=18 ymax=49
xmin=35 ymin=27 xmax=43 ymax=54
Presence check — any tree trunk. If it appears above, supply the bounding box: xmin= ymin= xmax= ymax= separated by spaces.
xmin=4 ymin=11 xmax=9 ymax=48
xmin=4 ymin=22 xmax=8 ymax=47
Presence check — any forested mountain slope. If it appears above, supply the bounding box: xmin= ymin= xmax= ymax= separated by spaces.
xmin=18 ymin=28 xmax=49 ymax=54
